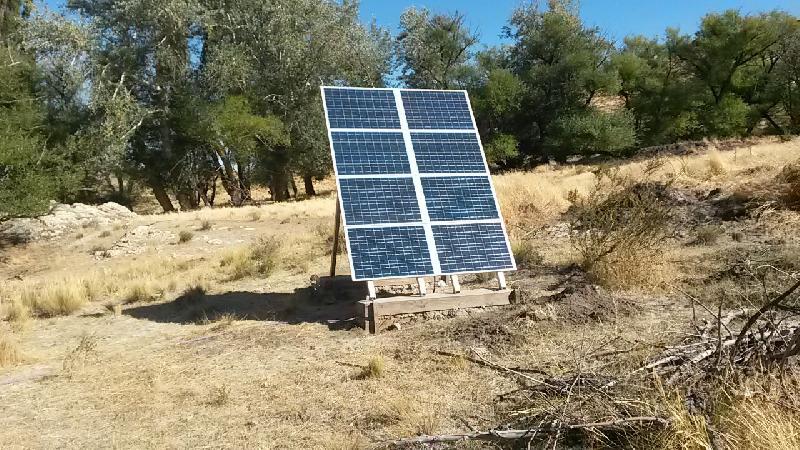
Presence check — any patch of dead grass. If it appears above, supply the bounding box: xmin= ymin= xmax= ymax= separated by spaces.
xmin=0 ymin=332 xmax=24 ymax=368
xmin=20 ymin=282 xmax=88 ymax=317
xmin=220 ymin=236 xmax=280 ymax=280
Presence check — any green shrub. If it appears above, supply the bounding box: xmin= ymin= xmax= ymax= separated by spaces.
xmin=547 ymin=110 xmax=637 ymax=157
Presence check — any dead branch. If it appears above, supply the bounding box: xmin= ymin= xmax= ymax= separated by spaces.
xmin=382 ymin=417 xmax=670 ymax=447
xmin=731 ymin=278 xmax=800 ymax=364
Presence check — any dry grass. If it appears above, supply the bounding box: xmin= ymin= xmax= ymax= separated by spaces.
xmin=721 ymin=398 xmax=800 ymax=449
xmin=0 ymin=139 xmax=799 ymax=448
xmin=19 ymin=282 xmax=88 ymax=317
xmin=359 ymin=356 xmax=385 ymax=379
xmin=4 ymin=300 xmax=31 ymax=328
xmin=511 ymin=239 xmax=543 ymax=268
xmin=777 ymin=159 xmax=800 ymax=209
xmin=220 ymin=236 xmax=281 ymax=280
xmin=494 ymin=170 xmax=591 ymax=238
xmin=0 ymin=332 xmax=24 ymax=368
xmin=178 ymin=230 xmax=194 ymax=243
xmin=707 ymin=149 xmax=728 ymax=177
xmin=122 ymin=281 xmax=166 ymax=304
xmin=569 ymin=171 xmax=674 ymax=290
xmin=693 ymin=224 xmax=724 ymax=245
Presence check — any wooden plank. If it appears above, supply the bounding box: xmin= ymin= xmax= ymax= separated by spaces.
xmin=451 ymin=275 xmax=461 ymax=293
xmin=371 ymin=289 xmax=511 ymax=317
xmin=417 ymin=277 xmax=427 ymax=296
xmin=329 ymin=199 xmax=341 ymax=277
xmin=496 ymin=271 xmax=507 ymax=290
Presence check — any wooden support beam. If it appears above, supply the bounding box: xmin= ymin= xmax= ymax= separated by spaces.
xmin=451 ymin=275 xmax=461 ymax=294
xmin=360 ymin=289 xmax=511 ymax=322
xmin=417 ymin=277 xmax=427 ymax=296
xmin=329 ymin=199 xmax=341 ymax=277
xmin=496 ymin=272 xmax=507 ymax=290
xmin=367 ymin=281 xmax=377 ymax=300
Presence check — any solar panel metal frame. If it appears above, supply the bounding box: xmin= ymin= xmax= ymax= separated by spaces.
xmin=321 ymin=86 xmax=517 ymax=281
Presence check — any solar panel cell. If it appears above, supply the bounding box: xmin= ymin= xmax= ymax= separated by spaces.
xmin=422 ymin=176 xmax=499 ymax=221
xmin=432 ymin=223 xmax=514 ymax=273
xmin=324 ymin=88 xmax=401 ymax=129
xmin=401 ymin=90 xmax=475 ymax=130
xmin=331 ymin=132 xmax=411 ymax=175
xmin=411 ymin=133 xmax=487 ymax=173
xmin=348 ymin=226 xmax=433 ymax=279
xmin=339 ymin=177 xmax=421 ymax=225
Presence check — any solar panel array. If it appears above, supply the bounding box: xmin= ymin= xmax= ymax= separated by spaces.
xmin=321 ymin=87 xmax=516 ymax=281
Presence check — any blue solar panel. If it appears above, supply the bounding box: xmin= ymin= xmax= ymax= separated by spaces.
xmin=322 ymin=86 xmax=516 ymax=280
xmin=331 ymin=132 xmax=411 ymax=175
xmin=324 ymin=88 xmax=400 ymax=129
xmin=432 ymin=223 xmax=514 ymax=273
xmin=348 ymin=226 xmax=433 ymax=279
xmin=339 ymin=178 xmax=421 ymax=225
xmin=411 ymin=132 xmax=487 ymax=173
xmin=422 ymin=176 xmax=499 ymax=221
xmin=401 ymin=91 xmax=475 ymax=130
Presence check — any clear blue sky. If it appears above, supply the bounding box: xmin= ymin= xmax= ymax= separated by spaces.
xmin=43 ymin=0 xmax=800 ymax=47
xmin=359 ymin=0 xmax=800 ymax=47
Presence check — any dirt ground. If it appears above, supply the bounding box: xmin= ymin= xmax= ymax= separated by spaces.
xmin=1 ymin=138 xmax=799 ymax=449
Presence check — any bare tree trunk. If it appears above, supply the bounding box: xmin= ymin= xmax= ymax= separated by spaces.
xmin=270 ymin=170 xmax=291 ymax=202
xmin=150 ymin=178 xmax=175 ymax=212
xmin=289 ymin=176 xmax=298 ymax=199
xmin=175 ymin=191 xmax=199 ymax=211
xmin=303 ymin=175 xmax=316 ymax=197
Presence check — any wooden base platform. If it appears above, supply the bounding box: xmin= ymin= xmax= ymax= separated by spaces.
xmin=357 ymin=288 xmax=511 ymax=333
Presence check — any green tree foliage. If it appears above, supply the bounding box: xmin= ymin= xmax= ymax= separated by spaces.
xmin=0 ymin=6 xmax=76 ymax=218
xmin=488 ymin=0 xmax=630 ymax=160
xmin=202 ymin=0 xmax=391 ymax=201
xmin=3 ymin=1 xmax=800 ymax=218
xmin=0 ymin=48 xmax=57 ymax=218
xmin=204 ymin=96 xmax=289 ymax=205
xmin=548 ymin=110 xmax=637 ymax=156
xmin=612 ymin=36 xmax=701 ymax=145
xmin=396 ymin=8 xmax=478 ymax=89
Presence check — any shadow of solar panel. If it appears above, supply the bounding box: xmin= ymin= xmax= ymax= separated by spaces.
xmin=348 ymin=226 xmax=433 ymax=279
xmin=324 ymin=88 xmax=400 ymax=129
xmin=401 ymin=91 xmax=474 ymax=130
xmin=411 ymin=132 xmax=487 ymax=173
xmin=339 ymin=178 xmax=421 ymax=225
xmin=432 ymin=223 xmax=514 ymax=273
xmin=422 ymin=176 xmax=499 ymax=221
xmin=331 ymin=132 xmax=411 ymax=175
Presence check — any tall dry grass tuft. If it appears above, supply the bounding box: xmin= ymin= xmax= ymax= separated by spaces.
xmin=0 ymin=332 xmax=24 ymax=368
xmin=777 ymin=159 xmax=800 ymax=209
xmin=21 ymin=282 xmax=88 ymax=317
xmin=494 ymin=172 xmax=575 ymax=237
xmin=5 ymin=300 xmax=31 ymax=330
xmin=220 ymin=236 xmax=281 ymax=280
xmin=707 ymin=149 xmax=728 ymax=177
xmin=720 ymin=398 xmax=800 ymax=449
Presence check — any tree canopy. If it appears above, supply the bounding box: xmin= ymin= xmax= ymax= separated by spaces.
xmin=1 ymin=0 xmax=799 ymax=217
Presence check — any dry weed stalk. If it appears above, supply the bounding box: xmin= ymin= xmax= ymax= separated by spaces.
xmin=569 ymin=168 xmax=671 ymax=289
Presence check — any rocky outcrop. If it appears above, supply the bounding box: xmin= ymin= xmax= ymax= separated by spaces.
xmin=0 ymin=202 xmax=136 ymax=243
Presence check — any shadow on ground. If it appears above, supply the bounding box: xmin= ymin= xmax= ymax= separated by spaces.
xmin=124 ymin=276 xmax=367 ymax=330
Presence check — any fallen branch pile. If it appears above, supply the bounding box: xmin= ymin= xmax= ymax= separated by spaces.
xmin=385 ymin=417 xmax=669 ymax=447
xmin=645 ymin=278 xmax=800 ymax=385
xmin=383 ymin=278 xmax=800 ymax=448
